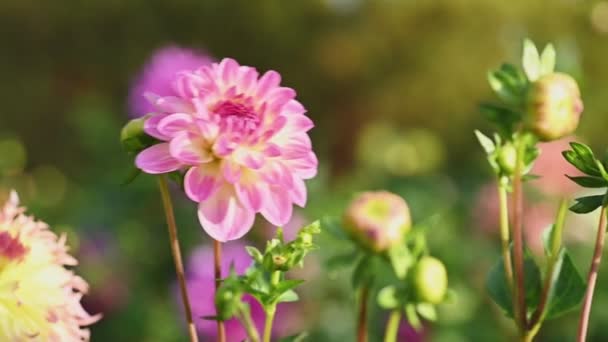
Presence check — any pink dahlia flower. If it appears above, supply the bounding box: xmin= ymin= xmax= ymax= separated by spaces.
xmin=0 ymin=191 xmax=100 ymax=341
xmin=128 ymin=45 xmax=213 ymax=117
xmin=135 ymin=58 xmax=317 ymax=241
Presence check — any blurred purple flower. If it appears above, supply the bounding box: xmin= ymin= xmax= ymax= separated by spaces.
xmin=398 ymin=320 xmax=427 ymax=342
xmin=128 ymin=45 xmax=213 ymax=117
xmin=182 ymin=242 xmax=298 ymax=341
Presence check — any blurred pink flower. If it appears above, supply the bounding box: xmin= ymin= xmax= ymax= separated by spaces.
xmin=135 ymin=58 xmax=317 ymax=241
xmin=530 ymin=136 xmax=584 ymax=198
xmin=128 ymin=45 xmax=213 ymax=117
xmin=522 ymin=204 xmax=554 ymax=255
xmin=472 ymin=182 xmax=502 ymax=235
xmin=183 ymin=242 xmax=296 ymax=341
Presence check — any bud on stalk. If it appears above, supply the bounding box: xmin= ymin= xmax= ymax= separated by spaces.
xmin=412 ymin=256 xmax=448 ymax=304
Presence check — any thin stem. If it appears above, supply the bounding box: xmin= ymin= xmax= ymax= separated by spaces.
xmin=263 ymin=271 xmax=281 ymax=342
xmin=214 ymin=240 xmax=226 ymax=342
xmin=498 ymin=182 xmax=514 ymax=290
xmin=529 ymin=199 xmax=569 ymax=331
xmin=511 ymin=138 xmax=527 ymax=332
xmin=357 ymin=284 xmax=370 ymax=342
xmin=237 ymin=304 xmax=261 ymax=342
xmin=577 ymin=204 xmax=607 ymax=342
xmin=157 ymin=175 xmax=199 ymax=342
xmin=383 ymin=310 xmax=402 ymax=342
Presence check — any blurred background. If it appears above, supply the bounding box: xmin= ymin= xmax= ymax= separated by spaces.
xmin=1 ymin=0 xmax=608 ymax=341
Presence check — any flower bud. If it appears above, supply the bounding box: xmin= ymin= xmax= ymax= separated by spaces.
xmin=497 ymin=143 xmax=517 ymax=175
xmin=412 ymin=256 xmax=447 ymax=304
xmin=342 ymin=191 xmax=411 ymax=253
xmin=525 ymin=72 xmax=583 ymax=141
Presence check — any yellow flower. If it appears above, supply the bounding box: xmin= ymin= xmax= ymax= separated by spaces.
xmin=0 ymin=191 xmax=100 ymax=341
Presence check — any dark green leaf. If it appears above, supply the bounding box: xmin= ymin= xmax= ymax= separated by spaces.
xmin=545 ymin=250 xmax=586 ymax=319
xmin=570 ymin=142 xmax=596 ymax=166
xmin=570 ymin=195 xmax=604 ymax=214
xmin=565 ymin=175 xmax=607 ymax=189
xmin=486 ymin=252 xmax=542 ymax=317
xmin=479 ymin=103 xmax=521 ymax=133
xmin=120 ymin=115 xmax=157 ymax=153
xmin=563 ymin=150 xmax=601 ymax=177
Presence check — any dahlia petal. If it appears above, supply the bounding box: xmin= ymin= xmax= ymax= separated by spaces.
xmin=262 ymin=162 xmax=293 ymax=187
xmin=256 ymin=70 xmax=281 ymax=99
xmin=198 ymin=190 xmax=255 ymax=242
xmin=286 ymin=151 xmax=318 ymax=179
xmin=282 ymin=99 xmax=307 ymax=116
xmin=157 ymin=113 xmax=194 ymax=137
xmin=290 ymin=176 xmax=307 ymax=207
xmin=220 ymin=58 xmax=239 ymax=85
xmin=221 ymin=160 xmax=242 ymax=183
xmin=136 ymin=143 xmax=182 ymax=174
xmin=267 ymin=87 xmax=296 ymax=112
xmin=239 ymin=66 xmax=259 ymax=93
xmin=263 ymin=143 xmax=282 ymax=157
xmin=235 ymin=182 xmax=267 ymax=212
xmin=260 ymin=186 xmax=293 ymax=226
xmin=184 ymin=165 xmax=221 ymax=202
xmin=169 ymin=132 xmax=213 ymax=164
xmin=143 ymin=113 xmax=169 ymax=140
xmin=213 ymin=136 xmax=235 ymax=157
xmin=151 ymin=95 xmax=194 ymax=113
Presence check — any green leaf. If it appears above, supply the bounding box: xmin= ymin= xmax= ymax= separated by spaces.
xmin=488 ymin=71 xmax=518 ymax=104
xmin=416 ymin=303 xmax=437 ymax=321
xmin=562 ymin=150 xmax=601 ymax=177
xmin=570 ymin=195 xmax=604 ymax=214
xmin=571 ymin=142 xmax=597 ymax=167
xmin=377 ymin=286 xmax=400 ymax=309
xmin=325 ymin=251 xmax=359 ymax=271
xmin=486 ymin=252 xmax=542 ymax=317
xmin=388 ymin=242 xmax=414 ymax=279
xmin=352 ymin=255 xmax=372 ymax=289
xmin=405 ymin=304 xmax=422 ymax=330
xmin=539 ymin=44 xmax=556 ymax=76
xmin=542 ymin=224 xmax=556 ymax=258
xmin=120 ymin=115 xmax=157 ymax=153
xmin=245 ymin=246 xmax=264 ymax=264
xmin=545 ymin=250 xmax=586 ymax=319
xmin=475 ymin=130 xmax=495 ymax=154
xmin=275 ymin=279 xmax=305 ymax=294
xmin=565 ymin=175 xmax=607 ymax=188
xmin=276 ymin=289 xmax=299 ymax=303
xmin=278 ymin=332 xmax=309 ymax=342
xmin=522 ymin=39 xmax=541 ymax=81
xmin=479 ymin=103 xmax=521 ymax=134
xmin=121 ymin=166 xmax=141 ymax=185
xmin=321 ymin=216 xmax=346 ymax=239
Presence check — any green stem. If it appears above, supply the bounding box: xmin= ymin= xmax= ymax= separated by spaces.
xmin=511 ymin=137 xmax=527 ymax=333
xmin=157 ymin=176 xmax=199 ymax=342
xmin=383 ymin=310 xmax=402 ymax=342
xmin=237 ymin=304 xmax=261 ymax=342
xmin=498 ymin=181 xmax=514 ymax=290
xmin=263 ymin=271 xmax=282 ymax=342
xmin=577 ymin=201 xmax=608 ymax=342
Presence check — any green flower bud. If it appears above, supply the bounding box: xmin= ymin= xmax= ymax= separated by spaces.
xmin=412 ymin=256 xmax=447 ymax=304
xmin=497 ymin=143 xmax=517 ymax=175
xmin=342 ymin=191 xmax=411 ymax=253
xmin=525 ymin=72 xmax=583 ymax=141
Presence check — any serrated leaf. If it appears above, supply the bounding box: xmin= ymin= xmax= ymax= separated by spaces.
xmin=570 ymin=195 xmax=604 ymax=214
xmin=486 ymin=252 xmax=542 ymax=317
xmin=565 ymin=175 xmax=607 ymax=188
xmin=571 ymin=142 xmax=597 ymax=166
xmin=377 ymin=286 xmax=400 ymax=309
xmin=416 ymin=303 xmax=437 ymax=321
xmin=523 ymin=39 xmax=541 ymax=81
xmin=475 ymin=130 xmax=495 ymax=154
xmin=545 ymin=250 xmax=586 ymax=319
xmin=539 ymin=44 xmax=556 ymax=76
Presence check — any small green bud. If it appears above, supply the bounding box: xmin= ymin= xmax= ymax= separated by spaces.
xmin=412 ymin=256 xmax=447 ymax=304
xmin=120 ymin=114 xmax=157 ymax=153
xmin=525 ymin=72 xmax=583 ymax=141
xmin=273 ymin=255 xmax=288 ymax=267
xmin=343 ymin=191 xmax=411 ymax=253
xmin=497 ymin=143 xmax=517 ymax=174
xmin=300 ymin=232 xmax=313 ymax=246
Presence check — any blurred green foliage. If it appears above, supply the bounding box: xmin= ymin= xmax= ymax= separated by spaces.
xmin=2 ymin=0 xmax=608 ymax=341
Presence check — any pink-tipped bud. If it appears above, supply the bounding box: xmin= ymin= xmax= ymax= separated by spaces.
xmin=412 ymin=256 xmax=448 ymax=304
xmin=342 ymin=191 xmax=411 ymax=253
xmin=526 ymin=72 xmax=583 ymax=141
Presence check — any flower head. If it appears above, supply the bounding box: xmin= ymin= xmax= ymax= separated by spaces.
xmin=0 ymin=191 xmax=100 ymax=341
xmin=411 ymin=256 xmax=448 ymax=304
xmin=128 ymin=46 xmax=213 ymax=117
xmin=342 ymin=191 xmax=411 ymax=253
xmin=525 ymin=72 xmax=583 ymax=141
xmin=135 ymin=58 xmax=317 ymax=241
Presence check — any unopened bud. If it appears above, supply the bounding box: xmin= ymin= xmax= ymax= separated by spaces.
xmin=525 ymin=72 xmax=583 ymax=141
xmin=412 ymin=256 xmax=448 ymax=304
xmin=342 ymin=191 xmax=411 ymax=253
xmin=497 ymin=143 xmax=517 ymax=175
